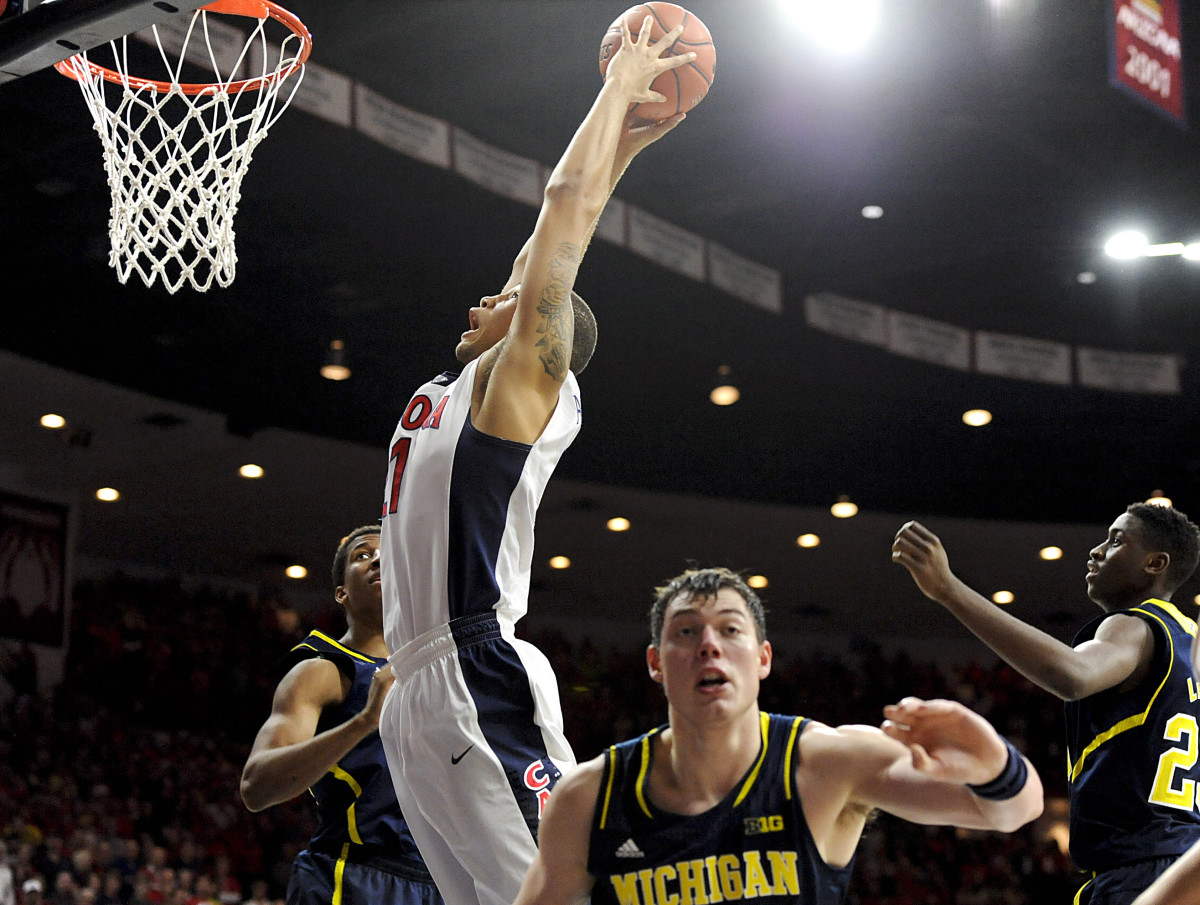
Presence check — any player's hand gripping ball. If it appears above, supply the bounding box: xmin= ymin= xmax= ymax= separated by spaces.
xmin=598 ymin=3 xmax=715 ymax=122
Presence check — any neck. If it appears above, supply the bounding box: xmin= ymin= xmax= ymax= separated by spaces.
xmin=341 ymin=623 xmax=388 ymax=659
xmin=652 ymin=708 xmax=763 ymax=814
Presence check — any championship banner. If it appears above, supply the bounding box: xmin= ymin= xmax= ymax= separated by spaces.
xmin=1110 ymin=0 xmax=1185 ymax=126
xmin=0 ymin=491 xmax=67 ymax=647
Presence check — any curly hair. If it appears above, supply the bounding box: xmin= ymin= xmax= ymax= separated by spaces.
xmin=1125 ymin=502 xmax=1200 ymax=592
xmin=649 ymin=566 xmax=767 ymax=646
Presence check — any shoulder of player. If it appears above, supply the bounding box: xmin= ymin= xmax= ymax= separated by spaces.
xmin=1093 ymin=610 xmax=1157 ymax=649
xmin=274 ymin=656 xmax=350 ymax=711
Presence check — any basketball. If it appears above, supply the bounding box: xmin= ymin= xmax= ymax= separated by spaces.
xmin=598 ymin=3 xmax=715 ymax=122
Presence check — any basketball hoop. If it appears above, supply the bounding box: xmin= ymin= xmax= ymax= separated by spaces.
xmin=55 ymin=0 xmax=312 ymax=293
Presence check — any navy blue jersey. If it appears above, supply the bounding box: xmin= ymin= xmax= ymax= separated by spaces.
xmin=1066 ymin=599 xmax=1200 ymax=871
xmin=588 ymin=713 xmax=854 ymax=905
xmin=285 ymin=631 xmax=429 ymax=875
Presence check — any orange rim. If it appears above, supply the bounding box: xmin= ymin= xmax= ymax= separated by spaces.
xmin=54 ymin=0 xmax=312 ymax=95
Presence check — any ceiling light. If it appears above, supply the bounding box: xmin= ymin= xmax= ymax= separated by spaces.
xmin=796 ymin=533 xmax=821 ymax=548
xmin=1146 ymin=490 xmax=1172 ymax=507
xmin=285 ymin=565 xmax=308 ymax=579
xmin=606 ymin=517 xmax=630 ymax=532
xmin=95 ymin=487 xmax=120 ymax=502
xmin=861 ymin=205 xmax=883 ymax=219
xmin=747 ymin=575 xmax=768 ymax=589
xmin=1076 ymin=271 xmax=1096 ymax=284
xmin=1182 ymin=243 xmax=1200 ymax=261
xmin=239 ymin=464 xmax=264 ymax=479
xmin=962 ymin=409 xmax=992 ymax=427
xmin=1104 ymin=230 xmax=1149 ymax=259
xmin=710 ymin=385 xmax=740 ymax=406
xmin=549 ymin=555 xmax=571 ymax=569
xmin=782 ymin=0 xmax=880 ymax=53
xmin=320 ymin=339 xmax=351 ymax=381
xmin=1039 ymin=546 xmax=1063 ymax=561
xmin=992 ymin=590 xmax=1015 ymax=605
xmin=830 ymin=496 xmax=858 ymax=518
xmin=1145 ymin=242 xmax=1185 ymax=257
xmin=40 ymin=413 xmax=66 ymax=429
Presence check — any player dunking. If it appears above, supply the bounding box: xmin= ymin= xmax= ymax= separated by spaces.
xmin=377 ymin=18 xmax=696 ymax=905
xmin=512 ymin=567 xmax=1044 ymax=905
xmin=240 ymin=526 xmax=442 ymax=905
xmin=893 ymin=503 xmax=1200 ymax=905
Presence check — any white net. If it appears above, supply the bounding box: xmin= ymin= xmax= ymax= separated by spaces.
xmin=58 ymin=5 xmax=308 ymax=293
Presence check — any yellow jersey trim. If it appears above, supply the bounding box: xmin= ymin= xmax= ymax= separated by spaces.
xmin=330 ymin=765 xmax=365 ymax=844
xmin=783 ymin=716 xmax=803 ymax=801
xmin=733 ymin=712 xmax=771 ymax=807
xmin=307 ymin=630 xmax=378 ymax=664
xmin=600 ymin=746 xmax=618 ymax=830
xmin=332 ymin=843 xmax=349 ymax=905
xmin=634 ymin=730 xmax=659 ymax=819
xmin=1068 ymin=603 xmax=1176 ymax=782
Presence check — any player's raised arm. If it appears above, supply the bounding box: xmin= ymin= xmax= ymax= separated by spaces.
xmin=891 ymin=520 xmax=1154 ymax=700
xmin=473 ymin=18 xmax=694 ymax=444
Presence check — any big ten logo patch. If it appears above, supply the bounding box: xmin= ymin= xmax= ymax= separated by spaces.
xmin=523 ymin=759 xmax=561 ymax=818
xmin=743 ymin=815 xmax=784 ymax=836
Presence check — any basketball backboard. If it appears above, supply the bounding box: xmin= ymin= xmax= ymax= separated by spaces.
xmin=0 ymin=0 xmax=207 ymax=84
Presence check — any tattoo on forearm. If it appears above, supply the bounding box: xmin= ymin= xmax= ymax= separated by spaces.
xmin=536 ymin=243 xmax=579 ymax=381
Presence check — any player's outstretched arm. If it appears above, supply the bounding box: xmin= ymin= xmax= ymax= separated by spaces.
xmin=240 ymin=661 xmax=394 ymax=812
xmin=513 ymin=757 xmax=604 ymax=905
xmin=797 ymin=699 xmax=1042 ymax=865
xmin=891 ymin=520 xmax=1152 ymax=700
xmin=476 ymin=18 xmax=694 ymax=443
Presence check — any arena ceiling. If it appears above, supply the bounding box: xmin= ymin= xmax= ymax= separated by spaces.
xmin=2 ymin=1 xmax=1200 ymax=637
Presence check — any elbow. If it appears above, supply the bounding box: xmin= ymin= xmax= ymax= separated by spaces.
xmin=994 ymin=766 xmax=1045 ymax=832
xmin=544 ymin=172 xmax=606 ymax=224
xmin=239 ymin=770 xmax=268 ymax=813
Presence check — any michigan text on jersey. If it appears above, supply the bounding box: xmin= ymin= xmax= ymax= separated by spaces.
xmin=606 ymin=850 xmax=800 ymax=905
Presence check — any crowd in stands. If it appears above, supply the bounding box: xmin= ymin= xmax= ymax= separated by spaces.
xmin=0 ymin=574 xmax=1087 ymax=905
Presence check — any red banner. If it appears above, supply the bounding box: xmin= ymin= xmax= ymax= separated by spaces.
xmin=1111 ymin=0 xmax=1185 ymax=125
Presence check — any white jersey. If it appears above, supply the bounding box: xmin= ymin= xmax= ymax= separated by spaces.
xmin=380 ymin=357 xmax=582 ymax=652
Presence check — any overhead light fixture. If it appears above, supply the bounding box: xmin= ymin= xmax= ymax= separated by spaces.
xmin=796 ymin=533 xmax=821 ymax=548
xmin=96 ymin=487 xmax=120 ymax=502
xmin=1039 ymin=546 xmax=1063 ymax=561
xmin=782 ymin=0 xmax=880 ymax=53
xmin=40 ymin=413 xmax=66 ymax=429
xmin=1076 ymin=271 xmax=1096 ymax=284
xmin=1182 ymin=243 xmax=1200 ymax=261
xmin=710 ymin=384 xmax=740 ymax=406
xmin=747 ymin=575 xmax=768 ymax=589
xmin=239 ymin=464 xmax=264 ymax=479
xmin=1146 ymin=490 xmax=1172 ymax=507
xmin=992 ymin=590 xmax=1015 ymax=605
xmin=861 ymin=205 xmax=883 ymax=219
xmin=962 ymin=409 xmax=992 ymax=427
xmin=1104 ymin=230 xmax=1149 ymax=259
xmin=285 ymin=565 xmax=308 ymax=579
xmin=549 ymin=555 xmax=571 ymax=569
xmin=606 ymin=517 xmax=630 ymax=532
xmin=830 ymin=496 xmax=858 ymax=518
xmin=1145 ymin=242 xmax=1185 ymax=257
xmin=320 ymin=339 xmax=351 ymax=381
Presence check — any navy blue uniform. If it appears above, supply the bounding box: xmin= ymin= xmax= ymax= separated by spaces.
xmin=588 ymin=713 xmax=854 ymax=905
xmin=1066 ymin=599 xmax=1200 ymax=903
xmin=283 ymin=631 xmax=442 ymax=905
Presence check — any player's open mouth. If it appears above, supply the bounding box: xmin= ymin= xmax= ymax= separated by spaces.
xmin=698 ymin=671 xmax=728 ymax=689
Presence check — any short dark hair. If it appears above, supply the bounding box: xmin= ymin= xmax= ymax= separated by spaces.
xmin=1126 ymin=502 xmax=1200 ymax=592
xmin=649 ymin=567 xmax=767 ymax=646
xmin=570 ymin=291 xmax=597 ymax=376
xmin=331 ymin=525 xmax=381 ymax=591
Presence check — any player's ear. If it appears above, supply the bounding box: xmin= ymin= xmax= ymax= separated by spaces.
xmin=334 ymin=585 xmax=348 ymax=606
xmin=646 ymin=644 xmax=663 ymax=685
xmin=1145 ymin=551 xmax=1170 ymax=578
xmin=758 ymin=640 xmax=772 ymax=681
